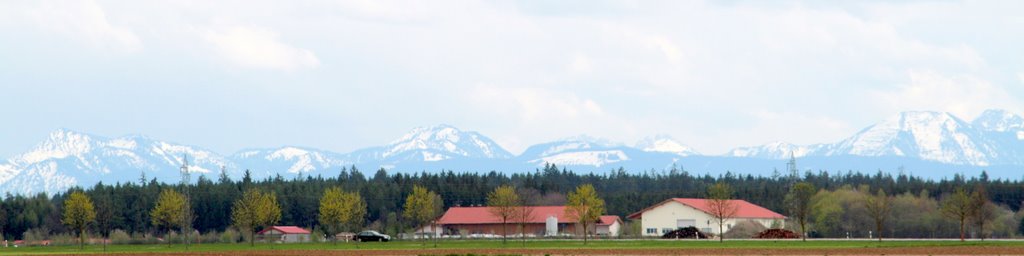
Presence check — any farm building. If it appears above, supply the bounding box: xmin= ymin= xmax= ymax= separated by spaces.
xmin=418 ymin=206 xmax=621 ymax=237
xmin=596 ymin=215 xmax=623 ymax=237
xmin=627 ymin=198 xmax=785 ymax=237
xmin=258 ymin=226 xmax=312 ymax=243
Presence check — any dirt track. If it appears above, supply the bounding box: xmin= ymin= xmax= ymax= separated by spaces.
xmin=58 ymin=246 xmax=1024 ymax=255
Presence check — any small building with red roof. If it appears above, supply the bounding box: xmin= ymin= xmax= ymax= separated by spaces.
xmin=596 ymin=215 xmax=623 ymax=237
xmin=257 ymin=226 xmax=312 ymax=243
xmin=420 ymin=206 xmax=621 ymax=237
xmin=627 ymin=198 xmax=785 ymax=237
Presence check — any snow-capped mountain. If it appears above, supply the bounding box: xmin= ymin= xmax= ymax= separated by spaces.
xmin=636 ymin=135 xmax=700 ymax=156
xmin=6 ymin=110 xmax=1024 ymax=195
xmin=0 ymin=129 xmax=236 ymax=195
xmin=973 ymin=109 xmax=1024 ymax=133
xmin=230 ymin=146 xmax=350 ymax=176
xmin=518 ymin=135 xmax=635 ymax=167
xmin=725 ymin=141 xmax=826 ymax=159
xmin=345 ymin=124 xmax=513 ymax=165
xmin=726 ymin=110 xmax=1024 ymax=166
xmin=824 ymin=111 xmax=996 ymax=165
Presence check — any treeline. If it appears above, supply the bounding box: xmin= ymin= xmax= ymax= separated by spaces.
xmin=2 ymin=164 xmax=1024 ymax=241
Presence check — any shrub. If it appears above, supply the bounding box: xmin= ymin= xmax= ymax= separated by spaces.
xmin=199 ymin=230 xmax=220 ymax=244
xmin=49 ymin=233 xmax=78 ymax=246
xmin=110 ymin=229 xmax=132 ymax=244
xmin=220 ymin=228 xmax=241 ymax=244
xmin=22 ymin=228 xmax=48 ymax=245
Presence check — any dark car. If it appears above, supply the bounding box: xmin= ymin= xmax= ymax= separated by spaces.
xmin=353 ymin=230 xmax=391 ymax=242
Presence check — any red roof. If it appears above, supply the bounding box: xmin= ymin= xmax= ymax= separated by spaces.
xmin=437 ymin=206 xmax=578 ymax=224
xmin=257 ymin=226 xmax=311 ymax=235
xmin=627 ymin=198 xmax=785 ymax=219
xmin=597 ymin=215 xmax=621 ymax=226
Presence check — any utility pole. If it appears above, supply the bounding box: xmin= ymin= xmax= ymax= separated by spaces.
xmin=180 ymin=154 xmax=193 ymax=249
xmin=787 ymin=151 xmax=799 ymax=187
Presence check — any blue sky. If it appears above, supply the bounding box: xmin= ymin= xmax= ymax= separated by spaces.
xmin=1 ymin=0 xmax=1023 ymax=157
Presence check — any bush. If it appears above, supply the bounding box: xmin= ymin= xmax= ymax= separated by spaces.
xmin=311 ymin=228 xmax=328 ymax=242
xmin=110 ymin=229 xmax=132 ymax=244
xmin=131 ymin=232 xmax=159 ymax=245
xmin=220 ymin=228 xmax=241 ymax=244
xmin=22 ymin=228 xmax=48 ymax=244
xmin=49 ymin=233 xmax=78 ymax=246
xmin=200 ymin=230 xmax=220 ymax=244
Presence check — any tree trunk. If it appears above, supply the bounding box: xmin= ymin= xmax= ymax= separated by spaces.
xmin=502 ymin=220 xmax=507 ymax=244
xmin=79 ymin=229 xmax=85 ymax=250
xmin=959 ymin=219 xmax=965 ymax=242
xmin=583 ymin=221 xmax=589 ymax=245
xmin=250 ymin=228 xmax=256 ymax=247
xmin=521 ymin=223 xmax=526 ymax=247
xmin=800 ymin=222 xmax=806 ymax=242
xmin=719 ymin=222 xmax=724 ymax=243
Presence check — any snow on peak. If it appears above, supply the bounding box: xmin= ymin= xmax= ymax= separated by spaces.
xmin=725 ymin=141 xmax=820 ymax=159
xmin=383 ymin=125 xmax=512 ymax=159
xmin=828 ymin=111 xmax=991 ymax=165
xmin=18 ymin=129 xmax=97 ymax=164
xmin=533 ymin=135 xmax=623 ymax=157
xmin=635 ymin=135 xmax=699 ymax=156
xmin=973 ymin=109 xmax=1024 ymax=132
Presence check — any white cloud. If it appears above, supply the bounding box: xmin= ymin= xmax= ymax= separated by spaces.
xmin=872 ymin=70 xmax=1019 ymax=119
xmin=469 ymin=86 xmax=604 ymax=122
xmin=204 ymin=26 xmax=320 ymax=71
xmin=12 ymin=0 xmax=141 ymax=52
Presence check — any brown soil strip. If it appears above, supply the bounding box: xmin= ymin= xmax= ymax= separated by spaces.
xmin=54 ymin=246 xmax=1024 ymax=256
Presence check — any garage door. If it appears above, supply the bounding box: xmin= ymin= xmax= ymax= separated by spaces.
xmin=676 ymin=219 xmax=696 ymax=228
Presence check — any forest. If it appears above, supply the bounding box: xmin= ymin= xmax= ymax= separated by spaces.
xmin=2 ymin=163 xmax=1023 ymax=242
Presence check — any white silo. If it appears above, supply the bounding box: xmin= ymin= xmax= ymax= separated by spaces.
xmin=546 ymin=215 xmax=558 ymax=236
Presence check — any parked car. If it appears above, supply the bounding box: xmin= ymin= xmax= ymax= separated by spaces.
xmin=353 ymin=230 xmax=391 ymax=242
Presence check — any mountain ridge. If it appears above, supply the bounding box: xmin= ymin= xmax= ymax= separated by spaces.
xmin=2 ymin=109 xmax=1023 ymax=195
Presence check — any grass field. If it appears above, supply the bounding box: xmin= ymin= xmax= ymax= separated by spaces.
xmin=2 ymin=239 xmax=1024 ymax=255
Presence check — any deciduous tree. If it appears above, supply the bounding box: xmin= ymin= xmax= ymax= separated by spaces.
xmin=319 ymin=187 xmax=367 ymax=244
xmin=403 ymin=185 xmax=440 ymax=245
xmin=863 ymin=188 xmax=892 ymax=242
xmin=232 ymin=188 xmax=282 ymax=247
xmin=971 ymin=185 xmax=995 ymax=241
xmin=62 ymin=191 xmax=96 ymax=250
xmin=565 ymin=184 xmax=604 ymax=245
xmin=707 ymin=182 xmax=738 ymax=243
xmin=785 ymin=182 xmax=816 ymax=241
xmin=941 ymin=188 xmax=972 ymax=242
xmin=151 ymin=189 xmax=187 ymax=247
xmin=487 ymin=185 xmax=519 ymax=244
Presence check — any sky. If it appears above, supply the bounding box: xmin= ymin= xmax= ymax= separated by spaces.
xmin=1 ymin=0 xmax=1023 ymax=158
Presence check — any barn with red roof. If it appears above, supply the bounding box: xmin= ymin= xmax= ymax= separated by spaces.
xmin=627 ymin=198 xmax=786 ymax=237
xmin=419 ymin=206 xmax=621 ymax=237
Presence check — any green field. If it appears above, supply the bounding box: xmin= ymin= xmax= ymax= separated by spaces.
xmin=1 ymin=240 xmax=1023 ymax=255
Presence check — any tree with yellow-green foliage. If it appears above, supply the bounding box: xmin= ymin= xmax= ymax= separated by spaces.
xmin=404 ymin=185 xmax=440 ymax=245
xmin=486 ymin=185 xmax=519 ymax=244
xmin=62 ymin=191 xmax=96 ymax=250
xmin=232 ymin=188 xmax=282 ymax=247
xmin=565 ymin=184 xmax=604 ymax=245
xmin=319 ymin=187 xmax=367 ymax=245
xmin=151 ymin=189 xmax=187 ymax=247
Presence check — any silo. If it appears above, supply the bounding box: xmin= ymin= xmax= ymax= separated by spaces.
xmin=546 ymin=215 xmax=558 ymax=236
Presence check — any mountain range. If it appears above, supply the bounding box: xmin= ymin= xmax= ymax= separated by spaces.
xmin=3 ymin=110 xmax=1023 ymax=195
